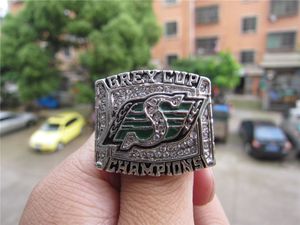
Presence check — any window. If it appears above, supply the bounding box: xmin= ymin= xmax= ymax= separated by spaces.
xmin=42 ymin=123 xmax=60 ymax=131
xmin=165 ymin=21 xmax=177 ymax=37
xmin=254 ymin=126 xmax=286 ymax=141
xmin=196 ymin=37 xmax=218 ymax=54
xmin=166 ymin=54 xmax=178 ymax=66
xmin=164 ymin=0 xmax=177 ymax=5
xmin=242 ymin=17 xmax=257 ymax=33
xmin=0 ymin=115 xmax=17 ymax=121
xmin=267 ymin=32 xmax=296 ymax=52
xmin=195 ymin=5 xmax=219 ymax=24
xmin=270 ymin=0 xmax=298 ymax=18
xmin=64 ymin=47 xmax=71 ymax=58
xmin=240 ymin=51 xmax=255 ymax=64
xmin=66 ymin=118 xmax=78 ymax=127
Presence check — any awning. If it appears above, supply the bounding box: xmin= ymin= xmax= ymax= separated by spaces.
xmin=239 ymin=65 xmax=264 ymax=77
xmin=261 ymin=52 xmax=300 ymax=68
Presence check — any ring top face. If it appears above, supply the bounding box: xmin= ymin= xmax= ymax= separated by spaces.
xmin=95 ymin=70 xmax=215 ymax=176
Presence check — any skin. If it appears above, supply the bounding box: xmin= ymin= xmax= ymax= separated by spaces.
xmin=20 ymin=134 xmax=229 ymax=225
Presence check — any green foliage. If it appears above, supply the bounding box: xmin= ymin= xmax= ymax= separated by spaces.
xmin=1 ymin=0 xmax=160 ymax=104
xmin=73 ymin=83 xmax=94 ymax=104
xmin=17 ymin=44 xmax=60 ymax=101
xmin=78 ymin=0 xmax=160 ymax=82
xmin=66 ymin=20 xmax=92 ymax=37
xmin=1 ymin=1 xmax=64 ymax=103
xmin=172 ymin=52 xmax=241 ymax=89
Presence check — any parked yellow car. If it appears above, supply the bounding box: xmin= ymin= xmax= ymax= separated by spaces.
xmin=29 ymin=112 xmax=85 ymax=152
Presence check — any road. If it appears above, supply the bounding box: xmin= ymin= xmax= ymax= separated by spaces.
xmin=1 ymin=108 xmax=300 ymax=225
xmin=215 ymin=108 xmax=300 ymax=225
xmin=1 ymin=124 xmax=93 ymax=225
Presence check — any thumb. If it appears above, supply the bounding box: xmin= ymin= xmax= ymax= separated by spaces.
xmin=118 ymin=173 xmax=194 ymax=225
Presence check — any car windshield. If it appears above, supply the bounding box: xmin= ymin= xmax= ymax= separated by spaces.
xmin=41 ymin=123 xmax=60 ymax=131
xmin=254 ymin=126 xmax=286 ymax=141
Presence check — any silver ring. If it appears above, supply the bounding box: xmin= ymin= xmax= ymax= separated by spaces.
xmin=95 ymin=70 xmax=215 ymax=176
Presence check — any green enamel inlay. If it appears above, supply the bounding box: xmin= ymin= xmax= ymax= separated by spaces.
xmin=159 ymin=102 xmax=172 ymax=110
xmin=164 ymin=112 xmax=186 ymax=118
xmin=115 ymin=130 xmax=127 ymax=140
xmin=165 ymin=127 xmax=181 ymax=139
xmin=126 ymin=113 xmax=147 ymax=119
xmin=179 ymin=103 xmax=192 ymax=110
xmin=136 ymin=129 xmax=154 ymax=139
xmin=131 ymin=103 xmax=143 ymax=111
xmin=122 ymin=121 xmax=152 ymax=127
xmin=114 ymin=98 xmax=195 ymax=143
xmin=167 ymin=120 xmax=183 ymax=126
xmin=115 ymin=128 xmax=153 ymax=141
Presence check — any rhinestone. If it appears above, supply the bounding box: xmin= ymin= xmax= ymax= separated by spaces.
xmin=184 ymin=148 xmax=190 ymax=154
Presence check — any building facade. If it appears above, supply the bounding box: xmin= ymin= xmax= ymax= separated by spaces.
xmin=8 ymin=0 xmax=23 ymax=15
xmin=152 ymin=0 xmax=300 ymax=108
xmin=7 ymin=0 xmax=300 ymax=108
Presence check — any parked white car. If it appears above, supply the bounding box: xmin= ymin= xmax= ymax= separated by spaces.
xmin=0 ymin=111 xmax=38 ymax=135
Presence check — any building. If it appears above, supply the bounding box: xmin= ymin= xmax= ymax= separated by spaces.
xmin=7 ymin=0 xmax=300 ymax=109
xmin=152 ymin=0 xmax=300 ymax=108
xmin=7 ymin=0 xmax=23 ymax=15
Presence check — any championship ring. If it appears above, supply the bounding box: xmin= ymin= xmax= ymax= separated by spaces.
xmin=95 ymin=70 xmax=215 ymax=176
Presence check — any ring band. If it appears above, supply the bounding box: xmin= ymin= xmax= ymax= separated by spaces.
xmin=95 ymin=70 xmax=215 ymax=176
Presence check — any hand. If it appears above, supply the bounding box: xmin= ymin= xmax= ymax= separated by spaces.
xmin=20 ymin=134 xmax=229 ymax=225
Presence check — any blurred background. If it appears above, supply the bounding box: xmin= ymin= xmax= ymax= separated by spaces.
xmin=0 ymin=0 xmax=299 ymax=224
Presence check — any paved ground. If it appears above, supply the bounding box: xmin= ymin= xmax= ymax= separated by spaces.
xmin=1 ymin=108 xmax=300 ymax=225
xmin=1 ymin=123 xmax=93 ymax=225
xmin=215 ymin=108 xmax=300 ymax=225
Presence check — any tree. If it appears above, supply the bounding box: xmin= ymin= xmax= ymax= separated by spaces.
xmin=1 ymin=0 xmax=160 ymax=105
xmin=1 ymin=1 xmax=66 ymax=105
xmin=171 ymin=52 xmax=241 ymax=90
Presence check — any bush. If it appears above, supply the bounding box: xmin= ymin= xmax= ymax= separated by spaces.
xmin=172 ymin=52 xmax=240 ymax=90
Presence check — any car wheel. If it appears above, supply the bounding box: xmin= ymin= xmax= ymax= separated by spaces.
xmin=57 ymin=142 xmax=64 ymax=151
xmin=221 ymin=135 xmax=228 ymax=143
xmin=26 ymin=120 xmax=36 ymax=127
xmin=244 ymin=143 xmax=252 ymax=155
xmin=296 ymin=151 xmax=300 ymax=159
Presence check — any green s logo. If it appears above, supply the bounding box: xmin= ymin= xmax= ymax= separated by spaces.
xmin=104 ymin=93 xmax=203 ymax=150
